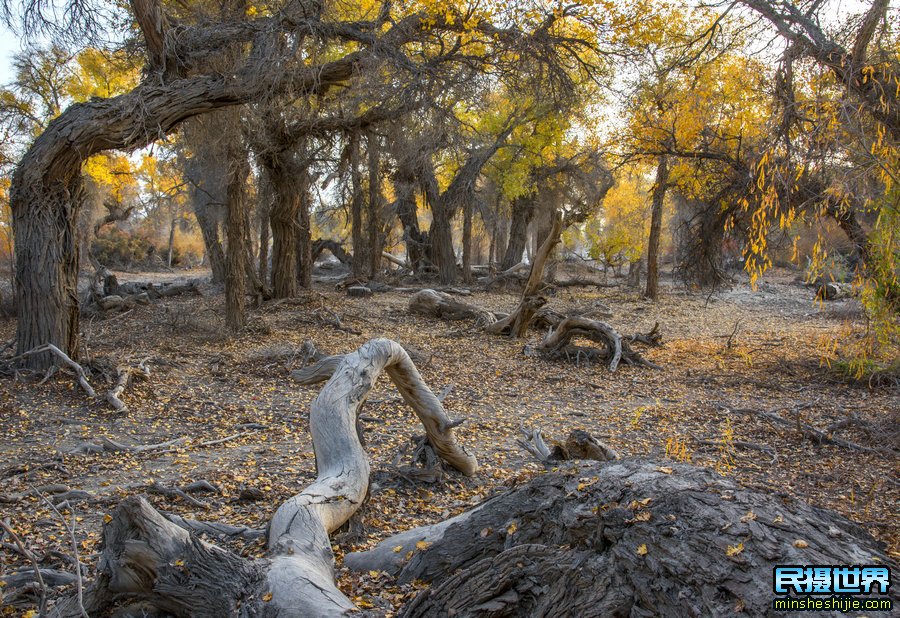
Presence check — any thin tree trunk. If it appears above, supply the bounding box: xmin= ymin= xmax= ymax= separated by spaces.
xmin=167 ymin=215 xmax=176 ymax=268
xmin=366 ymin=131 xmax=382 ymax=278
xmin=225 ymin=156 xmax=249 ymax=332
xmin=349 ymin=131 xmax=368 ymax=279
xmin=297 ymin=181 xmax=312 ymax=289
xmin=462 ymin=199 xmax=473 ymax=283
xmin=646 ymin=156 xmax=669 ymax=301
xmin=258 ymin=211 xmax=269 ymax=283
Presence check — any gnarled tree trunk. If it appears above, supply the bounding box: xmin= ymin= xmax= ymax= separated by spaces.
xmin=501 ymin=194 xmax=535 ymax=270
xmin=11 ymin=181 xmax=82 ymax=369
xmin=264 ymin=156 xmax=304 ymax=298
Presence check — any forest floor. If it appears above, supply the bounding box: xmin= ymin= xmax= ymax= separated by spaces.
xmin=0 ymin=267 xmax=898 ymax=615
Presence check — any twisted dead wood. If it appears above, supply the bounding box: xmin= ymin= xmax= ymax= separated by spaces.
xmin=50 ymin=338 xmax=476 ymax=617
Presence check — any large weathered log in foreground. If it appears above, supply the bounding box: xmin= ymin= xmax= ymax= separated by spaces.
xmin=50 ymin=339 xmax=477 ymax=617
xmin=347 ymin=458 xmax=899 ymax=617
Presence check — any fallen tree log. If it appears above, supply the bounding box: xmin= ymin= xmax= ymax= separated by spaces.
xmin=381 ymin=251 xmax=409 ymax=269
xmin=312 ymin=238 xmax=353 ymax=265
xmin=50 ymin=339 xmax=477 ymax=617
xmin=409 ymin=289 xmax=499 ymax=327
xmin=106 ymin=361 xmax=151 ymax=413
xmin=84 ymin=280 xmax=201 ymax=314
xmin=347 ymin=458 xmax=899 ymax=617
xmin=117 ymin=280 xmax=202 ymax=299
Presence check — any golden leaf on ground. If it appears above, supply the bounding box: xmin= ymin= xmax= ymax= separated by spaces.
xmin=726 ymin=543 xmax=744 ymax=557
xmin=637 ymin=544 xmax=648 ymax=556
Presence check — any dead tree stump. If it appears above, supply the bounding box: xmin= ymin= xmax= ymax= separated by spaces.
xmin=347 ymin=458 xmax=899 ymax=617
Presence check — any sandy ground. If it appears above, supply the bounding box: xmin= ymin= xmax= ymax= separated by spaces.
xmin=0 ymin=267 xmax=897 ymax=614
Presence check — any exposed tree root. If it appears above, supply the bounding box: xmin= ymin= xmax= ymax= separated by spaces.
xmin=0 ymin=485 xmax=96 ymax=505
xmin=720 ymin=403 xmax=887 ymax=455
xmin=69 ymin=436 xmax=188 ymax=455
xmin=8 ymin=345 xmax=96 ymax=397
xmin=535 ymin=317 xmax=660 ymax=371
xmin=163 ymin=514 xmax=265 ymax=541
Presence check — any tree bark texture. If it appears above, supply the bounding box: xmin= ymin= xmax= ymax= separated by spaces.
xmin=347 ymin=458 xmax=899 ymax=617
xmin=225 ymin=151 xmax=250 ymax=332
xmin=349 ymin=131 xmax=370 ymax=279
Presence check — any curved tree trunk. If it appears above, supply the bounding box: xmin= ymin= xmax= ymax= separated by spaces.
xmin=7 ymin=22 xmax=380 ymax=369
xmin=51 ymin=339 xmax=478 ymax=617
xmin=486 ymin=211 xmax=561 ymax=338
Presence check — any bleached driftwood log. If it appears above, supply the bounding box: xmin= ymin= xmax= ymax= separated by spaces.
xmin=51 ymin=339 xmax=477 ymax=617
